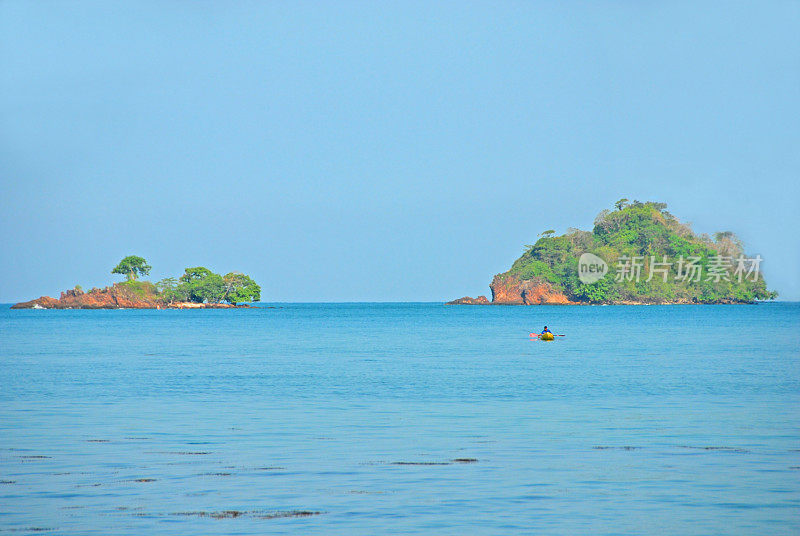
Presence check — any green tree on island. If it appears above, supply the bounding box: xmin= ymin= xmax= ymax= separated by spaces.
xmin=180 ymin=267 xmax=225 ymax=303
xmin=111 ymin=255 xmax=151 ymax=280
xmin=222 ymin=272 xmax=261 ymax=304
xmin=156 ymin=277 xmax=179 ymax=293
xmin=156 ymin=277 xmax=184 ymax=304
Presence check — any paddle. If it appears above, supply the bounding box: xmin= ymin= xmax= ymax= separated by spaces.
xmin=529 ymin=333 xmax=565 ymax=338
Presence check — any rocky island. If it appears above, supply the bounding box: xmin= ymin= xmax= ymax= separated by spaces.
xmin=449 ymin=200 xmax=776 ymax=305
xmin=12 ymin=256 xmax=261 ymax=309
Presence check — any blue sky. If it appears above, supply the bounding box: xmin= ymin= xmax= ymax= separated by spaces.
xmin=1 ymin=1 xmax=798 ymax=301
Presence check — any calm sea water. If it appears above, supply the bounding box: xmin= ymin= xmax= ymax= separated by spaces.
xmin=1 ymin=303 xmax=798 ymax=535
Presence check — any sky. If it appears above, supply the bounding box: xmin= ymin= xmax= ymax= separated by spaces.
xmin=1 ymin=1 xmax=798 ymax=302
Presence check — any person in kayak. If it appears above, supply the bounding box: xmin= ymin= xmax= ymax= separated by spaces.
xmin=529 ymin=327 xmax=556 ymax=340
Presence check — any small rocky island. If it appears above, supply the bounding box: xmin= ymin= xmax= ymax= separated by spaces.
xmin=449 ymin=200 xmax=776 ymax=305
xmin=12 ymin=256 xmax=261 ymax=309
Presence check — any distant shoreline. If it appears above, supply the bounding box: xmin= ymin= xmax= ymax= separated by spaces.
xmin=9 ymin=284 xmax=257 ymax=310
xmin=8 ymin=300 xmax=787 ymax=309
xmin=445 ymin=296 xmax=761 ymax=306
xmin=11 ymin=298 xmax=253 ymax=310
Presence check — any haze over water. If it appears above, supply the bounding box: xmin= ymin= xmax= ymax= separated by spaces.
xmin=1 ymin=303 xmax=798 ymax=534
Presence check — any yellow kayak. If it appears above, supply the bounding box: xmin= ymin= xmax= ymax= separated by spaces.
xmin=540 ymin=332 xmax=554 ymax=341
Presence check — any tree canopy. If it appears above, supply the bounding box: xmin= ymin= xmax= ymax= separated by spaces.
xmin=157 ymin=267 xmax=260 ymax=304
xmin=111 ymin=256 xmax=151 ymax=280
xmin=179 ymin=267 xmax=225 ymax=303
xmin=111 ymin=259 xmax=261 ymax=305
xmin=222 ymin=272 xmax=261 ymax=304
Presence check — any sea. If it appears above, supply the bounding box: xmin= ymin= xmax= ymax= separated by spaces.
xmin=1 ymin=303 xmax=798 ymax=535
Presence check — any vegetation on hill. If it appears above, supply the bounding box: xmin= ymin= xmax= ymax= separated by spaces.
xmin=109 ymin=257 xmax=261 ymax=305
xmin=499 ymin=200 xmax=776 ymax=304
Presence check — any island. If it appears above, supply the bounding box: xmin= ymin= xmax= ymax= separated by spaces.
xmin=448 ymin=200 xmax=776 ymax=305
xmin=11 ymin=256 xmax=261 ymax=309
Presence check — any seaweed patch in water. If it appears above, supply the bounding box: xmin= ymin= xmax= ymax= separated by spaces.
xmin=452 ymin=458 xmax=478 ymax=463
xmin=85 ymin=439 xmax=110 ymax=443
xmin=151 ymin=451 xmax=211 ymax=455
xmin=593 ymin=446 xmax=641 ymax=450
xmin=18 ymin=455 xmax=52 ymax=459
xmin=391 ymin=461 xmax=451 ymax=466
xmin=170 ymin=510 xmax=321 ymax=520
xmin=258 ymin=510 xmax=321 ymax=519
xmin=677 ymin=446 xmax=750 ymax=453
xmin=0 ymin=480 xmax=16 ymax=484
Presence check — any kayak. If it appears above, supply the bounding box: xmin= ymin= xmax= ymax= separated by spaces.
xmin=540 ymin=332 xmax=554 ymax=341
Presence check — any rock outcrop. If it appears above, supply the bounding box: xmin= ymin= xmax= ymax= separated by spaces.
xmin=489 ymin=275 xmax=574 ymax=305
xmin=11 ymin=284 xmax=250 ymax=309
xmin=445 ymin=295 xmax=490 ymax=305
xmin=447 ymin=276 xmax=575 ymax=306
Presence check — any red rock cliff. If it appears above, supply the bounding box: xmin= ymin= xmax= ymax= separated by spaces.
xmin=447 ymin=275 xmax=574 ymax=305
xmin=11 ymin=284 xmax=161 ymax=309
xmin=490 ymin=275 xmax=574 ymax=304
